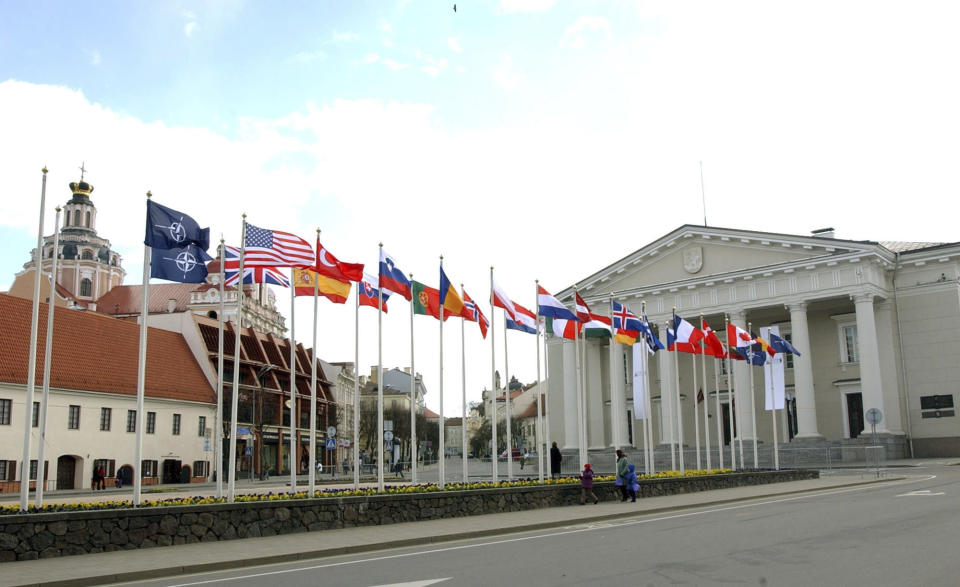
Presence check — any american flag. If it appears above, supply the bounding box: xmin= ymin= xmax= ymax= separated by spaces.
xmin=223 ymin=246 xmax=290 ymax=287
xmin=244 ymin=223 xmax=314 ymax=267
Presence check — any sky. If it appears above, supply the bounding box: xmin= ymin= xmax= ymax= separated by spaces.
xmin=2 ymin=0 xmax=959 ymax=417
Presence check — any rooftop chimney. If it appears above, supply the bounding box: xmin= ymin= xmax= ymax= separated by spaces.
xmin=167 ymin=298 xmax=177 ymax=313
xmin=811 ymin=227 xmax=835 ymax=239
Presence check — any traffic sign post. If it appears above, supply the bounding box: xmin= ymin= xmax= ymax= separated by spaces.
xmin=865 ymin=408 xmax=883 ymax=478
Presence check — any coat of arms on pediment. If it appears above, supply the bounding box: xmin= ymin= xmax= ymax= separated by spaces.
xmin=682 ymin=246 xmax=703 ymax=274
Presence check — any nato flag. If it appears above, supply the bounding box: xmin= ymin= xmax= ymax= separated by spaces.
xmin=150 ymin=244 xmax=213 ymax=283
xmin=145 ymin=200 xmax=210 ymax=250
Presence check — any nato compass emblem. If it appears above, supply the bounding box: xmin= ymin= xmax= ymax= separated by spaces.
xmin=156 ymin=216 xmax=188 ymax=243
xmin=164 ymin=249 xmax=201 ymax=280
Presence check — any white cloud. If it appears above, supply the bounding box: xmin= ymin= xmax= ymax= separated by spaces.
xmin=331 ymin=31 xmax=360 ymax=43
xmin=86 ymin=49 xmax=101 ymax=66
xmin=499 ymin=0 xmax=555 ymax=14
xmin=291 ymin=50 xmax=328 ymax=64
xmin=491 ymin=56 xmax=524 ymax=90
xmin=560 ymin=16 xmax=611 ymax=49
xmin=360 ymin=53 xmax=381 ymax=65
xmin=448 ymin=37 xmax=462 ymax=53
xmin=182 ymin=10 xmax=199 ymax=37
xmin=382 ymin=38 xmax=394 ymax=48
xmin=382 ymin=58 xmax=410 ymax=71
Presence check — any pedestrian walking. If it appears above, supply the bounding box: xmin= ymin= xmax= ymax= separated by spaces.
xmin=96 ymin=466 xmax=106 ymax=490
xmin=625 ymin=463 xmax=639 ymax=502
xmin=580 ymin=463 xmax=599 ymax=505
xmin=550 ymin=441 xmax=562 ymax=480
xmin=615 ymin=449 xmax=630 ymax=502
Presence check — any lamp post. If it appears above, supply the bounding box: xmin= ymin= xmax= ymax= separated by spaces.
xmin=254 ymin=364 xmax=276 ymax=481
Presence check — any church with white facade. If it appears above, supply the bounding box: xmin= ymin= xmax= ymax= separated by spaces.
xmin=546 ymin=225 xmax=960 ymax=463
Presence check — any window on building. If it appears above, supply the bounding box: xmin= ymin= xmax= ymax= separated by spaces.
xmin=85 ymin=211 xmax=91 ymax=227
xmin=141 ymin=460 xmax=158 ymax=478
xmin=80 ymin=278 xmax=92 ymax=297
xmin=32 ymin=401 xmax=39 ymax=427
xmin=81 ymin=249 xmax=93 ymax=260
xmin=146 ymin=412 xmax=156 ymax=434
xmin=68 ymin=405 xmax=80 ymax=430
xmin=100 ymin=407 xmax=111 ymax=431
xmin=74 ymin=210 xmax=81 ymax=227
xmin=127 ymin=409 xmax=136 ymax=432
xmin=840 ymin=324 xmax=859 ymax=364
xmin=172 ymin=413 xmax=181 ymax=435
xmin=783 ymin=332 xmax=795 ymax=369
xmin=93 ymin=459 xmax=116 ymax=477
xmin=193 ymin=461 xmax=209 ymax=477
xmin=0 ymin=461 xmax=14 ymax=481
xmin=0 ymin=398 xmax=11 ymax=425
xmin=198 ymin=416 xmax=206 ymax=437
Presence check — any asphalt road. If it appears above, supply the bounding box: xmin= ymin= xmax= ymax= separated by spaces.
xmin=121 ymin=463 xmax=960 ymax=587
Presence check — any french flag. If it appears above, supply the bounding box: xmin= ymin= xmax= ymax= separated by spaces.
xmin=379 ymin=248 xmax=411 ymax=301
xmin=668 ymin=313 xmax=704 ymax=353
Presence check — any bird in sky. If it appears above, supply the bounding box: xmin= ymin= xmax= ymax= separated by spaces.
xmin=453 ymin=4 xmax=457 ymax=12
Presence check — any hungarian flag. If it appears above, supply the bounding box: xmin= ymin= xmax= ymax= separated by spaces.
xmin=292 ymin=267 xmax=351 ymax=304
xmin=314 ymin=239 xmax=363 ymax=282
xmin=546 ymin=317 xmax=580 ymax=340
xmin=413 ymin=280 xmax=454 ymax=321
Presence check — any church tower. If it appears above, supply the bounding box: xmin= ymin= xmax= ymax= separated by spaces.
xmin=13 ymin=172 xmax=126 ymax=307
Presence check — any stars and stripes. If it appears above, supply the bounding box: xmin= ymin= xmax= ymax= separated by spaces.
xmin=243 ymin=223 xmax=314 ymax=267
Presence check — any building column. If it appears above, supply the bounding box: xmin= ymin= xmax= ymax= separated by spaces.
xmin=658 ymin=348 xmax=676 ymax=445
xmin=610 ymin=341 xmax=626 ymax=447
xmin=729 ymin=310 xmax=756 ymax=441
xmin=561 ymin=340 xmax=579 ymax=450
xmin=788 ymin=302 xmax=822 ymax=440
xmin=854 ymin=294 xmax=891 ymax=433
xmin=875 ymin=300 xmax=905 ymax=435
xmin=586 ymin=340 xmax=605 ymax=449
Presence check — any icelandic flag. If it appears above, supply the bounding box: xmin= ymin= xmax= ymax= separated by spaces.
xmin=359 ymin=272 xmax=390 ymax=312
xmin=537 ymin=286 xmax=578 ymax=321
xmin=769 ymin=332 xmax=801 ymax=356
xmin=667 ymin=312 xmax=704 ymax=353
xmin=612 ymin=301 xmax=642 ymax=332
xmin=223 ymin=246 xmax=290 ymax=287
xmin=145 ymin=200 xmax=210 ymax=250
xmin=379 ymin=249 xmax=411 ymax=301
xmin=491 ymin=278 xmax=517 ymax=321
xmin=150 ymin=244 xmax=212 ymax=283
xmin=505 ymin=303 xmax=538 ymax=334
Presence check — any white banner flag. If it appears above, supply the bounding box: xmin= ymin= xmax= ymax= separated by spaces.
xmin=633 ymin=342 xmax=647 ymax=419
xmin=762 ymin=326 xmax=786 ymax=410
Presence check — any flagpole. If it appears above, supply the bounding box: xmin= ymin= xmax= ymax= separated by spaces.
xmin=289 ymin=270 xmax=298 ymax=491
xmin=748 ymin=321 xmax=758 ymax=469
xmin=409 ymin=272 xmax=417 ymax=484
xmin=132 ymin=190 xmax=152 ymax=507
xmin=726 ymin=315 xmax=742 ymax=470
xmin=20 ymin=167 xmax=47 ymax=511
xmin=503 ymin=310 xmax=512 ymax=480
xmin=535 ymin=280 xmax=544 ymax=483
xmin=701 ymin=316 xmax=711 ymax=471
xmin=770 ymin=359 xmax=780 ymax=470
xmin=670 ymin=313 xmax=685 ymax=476
xmin=644 ymin=337 xmax=654 ymax=474
xmin=573 ymin=286 xmax=584 ymax=471
xmin=353 ymin=281 xmax=360 ymax=490
xmin=461 ymin=284 xmax=468 ymax=483
xmin=377 ymin=243 xmax=384 ymax=492
xmin=542 ymin=310 xmax=552 ymax=480
xmin=438 ymin=256 xmax=446 ymax=489
xmin=215 ymin=238 xmax=225 ymax=499
xmin=637 ymin=342 xmax=649 ymax=474
xmin=693 ymin=353 xmax=701 ymax=469
xmin=228 ymin=218 xmax=246 ymax=502
xmin=489 ymin=267 xmax=498 ymax=484
xmin=714 ymin=354 xmax=723 ymax=470
xmin=309 ymin=229 xmax=320 ymax=496
xmin=35 ymin=205 xmax=60 ymax=506
xmin=608 ymin=295 xmax=619 ymax=451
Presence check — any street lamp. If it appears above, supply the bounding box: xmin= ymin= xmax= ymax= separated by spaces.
xmin=253 ymin=364 xmax=276 ymax=481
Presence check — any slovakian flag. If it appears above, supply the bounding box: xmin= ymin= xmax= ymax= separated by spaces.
xmin=223 ymin=246 xmax=290 ymax=287
xmin=379 ymin=249 xmax=411 ymax=301
xmin=314 ymin=239 xmax=363 ymax=282
xmin=537 ymin=286 xmax=578 ymax=321
xmin=439 ymin=265 xmax=465 ymax=316
xmin=727 ymin=323 xmax=754 ymax=348
xmin=292 ymin=267 xmax=351 ymax=304
xmin=145 ymin=200 xmax=210 ymax=250
xmin=668 ymin=312 xmax=704 ymax=353
xmin=769 ymin=332 xmax=801 ymax=356
xmin=359 ymin=272 xmax=390 ymax=312
xmin=701 ymin=319 xmax=727 ymax=358
xmin=491 ymin=278 xmax=517 ymax=321
xmin=244 ymin=223 xmax=314 ymax=267
xmin=461 ymin=290 xmax=489 ymax=339
xmin=506 ymin=303 xmax=538 ymax=334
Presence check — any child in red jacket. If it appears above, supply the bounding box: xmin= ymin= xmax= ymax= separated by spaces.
xmin=580 ymin=463 xmax=599 ymax=504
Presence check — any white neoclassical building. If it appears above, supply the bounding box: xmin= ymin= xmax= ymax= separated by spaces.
xmin=546 ymin=225 xmax=960 ymax=463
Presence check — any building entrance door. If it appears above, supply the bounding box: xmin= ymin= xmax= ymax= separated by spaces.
xmin=162 ymin=459 xmax=182 ymax=484
xmin=721 ymin=404 xmax=737 ymax=445
xmin=846 ymin=393 xmax=864 ymax=439
xmin=56 ymin=456 xmax=76 ymax=490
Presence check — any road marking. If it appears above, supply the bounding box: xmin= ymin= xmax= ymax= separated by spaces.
xmin=896 ymin=489 xmax=945 ymax=497
xmin=372 ymin=579 xmax=450 ymax=587
xmin=164 ymin=475 xmax=935 ymax=587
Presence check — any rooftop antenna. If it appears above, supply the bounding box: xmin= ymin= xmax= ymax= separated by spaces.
xmin=700 ymin=160 xmax=707 ymax=226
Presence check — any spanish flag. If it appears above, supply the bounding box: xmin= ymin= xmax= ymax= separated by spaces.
xmin=439 ymin=265 xmax=464 ymax=316
xmin=293 ymin=267 xmax=351 ymax=304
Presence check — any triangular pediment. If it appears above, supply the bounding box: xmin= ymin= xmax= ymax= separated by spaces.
xmin=567 ymin=225 xmax=885 ymax=300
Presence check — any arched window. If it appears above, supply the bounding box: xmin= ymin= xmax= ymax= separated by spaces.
xmin=81 ymin=249 xmax=93 ymax=260
xmin=74 ymin=210 xmax=82 ymax=227
xmin=80 ymin=278 xmax=92 ymax=297
xmin=85 ymin=211 xmax=91 ymax=227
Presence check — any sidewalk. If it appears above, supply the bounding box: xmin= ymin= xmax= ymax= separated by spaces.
xmin=1 ymin=473 xmax=905 ymax=587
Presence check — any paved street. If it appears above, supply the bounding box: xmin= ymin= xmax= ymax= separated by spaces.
xmin=109 ymin=462 xmax=958 ymax=587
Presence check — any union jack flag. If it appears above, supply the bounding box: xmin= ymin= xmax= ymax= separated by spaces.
xmin=222 ymin=246 xmax=290 ymax=288
xmin=461 ymin=290 xmax=489 ymax=339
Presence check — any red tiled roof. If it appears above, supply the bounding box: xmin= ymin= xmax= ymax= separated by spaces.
xmin=0 ymin=294 xmax=215 ymax=404
xmin=423 ymin=408 xmax=440 ymax=419
xmin=96 ymin=283 xmax=203 ymax=315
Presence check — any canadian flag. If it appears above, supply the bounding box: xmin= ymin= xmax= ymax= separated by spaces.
xmin=727 ymin=323 xmax=754 ymax=347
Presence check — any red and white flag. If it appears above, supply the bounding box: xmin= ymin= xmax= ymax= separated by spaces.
xmin=701 ymin=319 xmax=727 ymax=358
xmin=727 ymin=323 xmax=754 ymax=348
xmin=491 ymin=278 xmax=516 ymax=321
xmin=244 ymin=223 xmax=314 ymax=267
xmin=314 ymin=238 xmax=363 ymax=282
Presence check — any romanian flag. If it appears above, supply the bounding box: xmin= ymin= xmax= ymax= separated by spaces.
xmin=753 ymin=334 xmax=777 ymax=357
xmin=292 ymin=267 xmax=351 ymax=304
xmin=439 ymin=265 xmax=464 ymax=316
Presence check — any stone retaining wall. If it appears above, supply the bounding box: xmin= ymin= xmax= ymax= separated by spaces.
xmin=0 ymin=469 xmax=817 ymax=562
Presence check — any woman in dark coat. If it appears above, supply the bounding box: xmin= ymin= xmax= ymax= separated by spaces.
xmin=550 ymin=441 xmax=562 ymax=479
